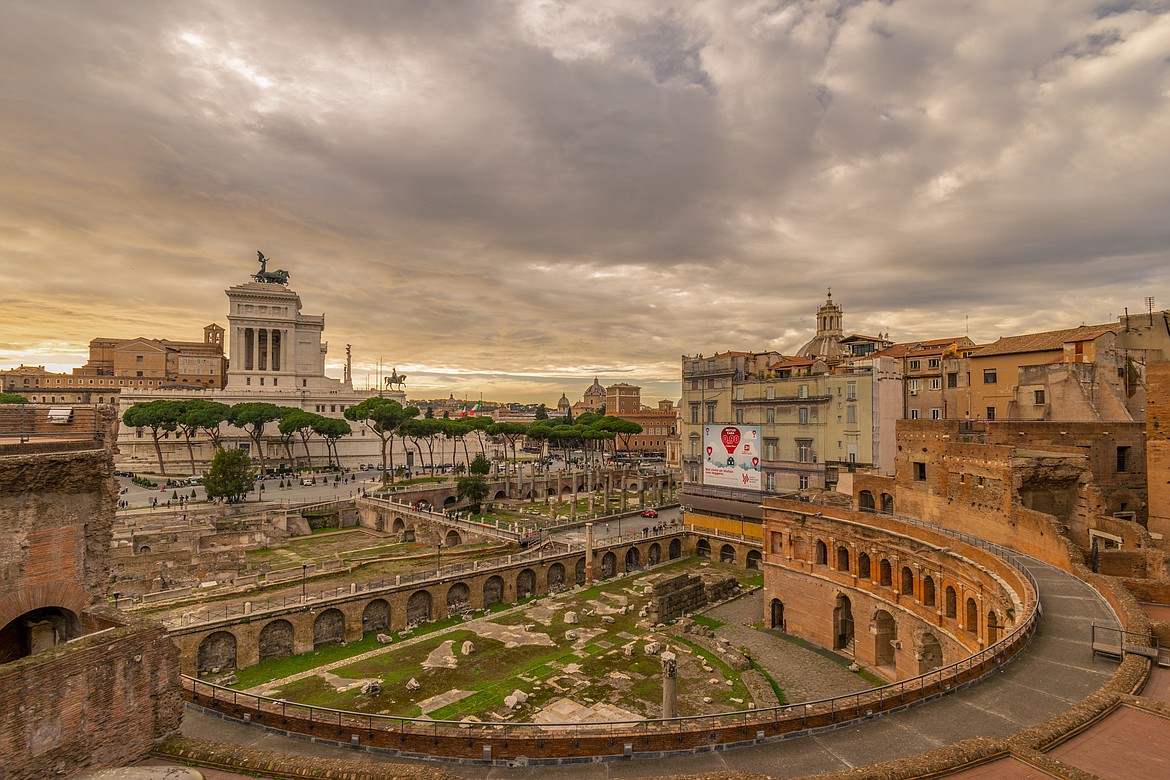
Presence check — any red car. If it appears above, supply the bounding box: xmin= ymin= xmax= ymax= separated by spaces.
xmin=640 ymin=509 xmax=658 ymax=518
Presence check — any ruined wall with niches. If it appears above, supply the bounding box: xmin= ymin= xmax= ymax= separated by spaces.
xmin=0 ymin=612 xmax=182 ymax=780
xmin=0 ymin=443 xmax=116 ymax=629
xmin=1147 ymin=361 xmax=1170 ymax=540
xmin=761 ymin=502 xmax=1032 ymax=682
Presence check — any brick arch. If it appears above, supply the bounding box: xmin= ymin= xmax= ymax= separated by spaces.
xmin=313 ymin=608 xmax=346 ymax=648
xmin=258 ymin=619 xmax=294 ymax=661
xmin=547 ymin=562 xmax=565 ymax=590
xmin=407 ymin=590 xmax=433 ymax=624
xmin=648 ymin=542 xmax=661 ymax=565
xmin=362 ymin=599 xmax=390 ymax=634
xmin=516 ymin=568 xmax=537 ymax=599
xmin=446 ymin=582 xmax=471 ymax=613
xmin=197 ymin=631 xmax=238 ymax=675
xmin=0 ymin=581 xmax=91 ymax=638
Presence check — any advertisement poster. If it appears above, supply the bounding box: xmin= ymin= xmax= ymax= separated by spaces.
xmin=702 ymin=425 xmax=761 ymax=490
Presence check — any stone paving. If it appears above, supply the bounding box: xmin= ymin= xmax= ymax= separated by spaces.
xmin=177 ymin=556 xmax=1125 ymax=778
xmin=1046 ymin=704 xmax=1170 ymax=780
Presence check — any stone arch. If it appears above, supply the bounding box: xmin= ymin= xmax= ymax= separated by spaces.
xmin=965 ymin=597 xmax=978 ymax=633
xmin=746 ymin=549 xmax=762 ymax=570
xmin=872 ymin=610 xmax=896 ymax=668
xmin=0 ymin=606 xmax=81 ymax=663
xmin=258 ymin=619 xmax=294 ymax=661
xmin=547 ymin=487 xmax=558 ymax=497
xmin=407 ymin=590 xmax=433 ymax=624
xmin=601 ymin=551 xmax=617 ymax=578
xmin=696 ymin=539 xmax=711 ymax=559
xmin=917 ymin=631 xmax=943 ymax=674
xmin=313 ymin=608 xmax=346 ymax=648
xmin=987 ymin=609 xmax=1000 ymax=643
xmin=362 ymin=599 xmax=390 ymax=634
xmin=770 ymin=598 xmax=785 ymax=630
xmin=720 ymin=544 xmax=737 ymax=564
xmin=859 ymin=490 xmax=876 ymax=513
xmin=879 ymin=558 xmax=893 ymax=586
xmin=547 ymin=562 xmax=565 ymax=590
xmin=392 ymin=517 xmax=406 ymax=534
xmin=574 ymin=557 xmax=587 ymax=584
xmin=945 ymin=586 xmax=958 ymax=618
xmin=483 ymin=575 xmax=504 ymax=607
xmin=857 ymin=552 xmax=872 ymax=579
xmin=648 ymin=542 xmax=662 ymax=565
xmin=626 ymin=546 xmax=642 ymax=569
xmin=444 ymin=529 xmax=462 ymax=547
xmin=446 ymin=583 xmax=471 ymax=613
xmin=493 ymin=490 xmax=507 ymax=499
xmin=900 ymin=566 xmax=914 ymax=596
xmin=923 ymin=576 xmax=937 ymax=606
xmin=880 ymin=493 xmax=894 ymax=514
xmin=516 ymin=568 xmax=537 ymax=599
xmin=561 ymin=485 xmax=573 ymax=495
xmin=814 ymin=539 xmax=828 ymax=565
xmin=669 ymin=538 xmax=681 ymax=560
xmin=137 ymin=544 xmax=151 ymax=554
xmin=197 ymin=631 xmax=238 ymax=675
xmin=834 ymin=594 xmax=855 ymax=652
xmin=443 ymin=496 xmax=457 ymax=506
xmin=836 ymin=545 xmax=850 ymax=572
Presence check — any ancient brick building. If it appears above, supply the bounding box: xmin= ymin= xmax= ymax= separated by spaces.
xmin=0 ymin=405 xmax=182 ymax=778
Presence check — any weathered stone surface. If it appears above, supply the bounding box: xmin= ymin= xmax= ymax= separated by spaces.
xmin=361 ymin=681 xmax=382 ymax=696
xmin=601 ymin=615 xmax=616 ymax=624
xmin=377 ymin=633 xmax=393 ymax=644
xmin=406 ymin=677 xmax=420 ymax=691
xmin=644 ymin=641 xmax=661 ymax=655
xmin=461 ymin=640 xmax=475 ymax=655
xmin=563 ymin=611 xmax=578 ymax=624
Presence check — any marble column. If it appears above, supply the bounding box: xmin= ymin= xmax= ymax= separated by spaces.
xmin=585 ymin=522 xmax=594 ymax=586
xmin=661 ymin=650 xmax=678 ymax=718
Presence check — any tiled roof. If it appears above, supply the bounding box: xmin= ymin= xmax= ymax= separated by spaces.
xmin=872 ymin=337 xmax=970 ymax=359
xmin=972 ymin=323 xmax=1118 ymax=357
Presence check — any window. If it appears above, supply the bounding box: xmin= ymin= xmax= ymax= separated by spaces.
xmin=929 ymin=377 xmax=942 ymax=390
xmin=846 ymin=405 xmax=856 ymax=424
xmin=734 ymin=387 xmax=744 ymax=401
xmin=706 ymin=378 xmax=715 ymax=390
xmin=983 ymin=368 xmax=997 ymax=384
xmin=986 ymin=406 xmax=996 ymax=420
xmin=928 ymin=358 xmax=939 ymax=369
xmin=908 ymin=359 xmax=920 ymax=370
xmin=798 ymin=407 xmax=809 ymax=425
xmin=1117 ymin=446 xmax=1131 ymax=473
xmin=765 ymin=439 xmax=777 ymax=460
xmin=799 ymin=474 xmax=809 ymax=489
xmin=909 ymin=378 xmax=920 ymax=391
xmin=136 ymin=355 xmax=144 ymax=363
xmin=690 ymin=403 xmax=699 ymax=424
xmin=1034 ymin=389 xmax=1045 ymax=405
xmin=705 ymin=403 xmax=716 ymax=423
xmin=735 ymin=408 xmax=745 ymax=424
xmin=766 ymin=408 xmax=775 ymax=423
xmin=690 ymin=379 xmax=698 ymax=390
xmin=910 ymin=409 xmax=920 ymax=420
xmin=765 ymin=386 xmax=774 ymax=400
xmin=798 ymin=384 xmax=808 ymax=399
xmin=135 ymin=371 xmax=143 ymax=377
xmin=914 ymin=461 xmax=927 ymax=481
xmin=947 ymin=373 xmax=958 ymax=388
xmin=846 ymin=381 xmax=856 ymax=400
xmin=931 ymin=408 xmax=942 ymax=419
xmin=797 ymin=439 xmax=812 ymax=463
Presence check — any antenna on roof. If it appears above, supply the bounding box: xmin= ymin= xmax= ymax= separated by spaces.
xmin=1146 ymin=296 xmax=1156 ymax=326
xmin=965 ymin=315 xmax=969 ymax=336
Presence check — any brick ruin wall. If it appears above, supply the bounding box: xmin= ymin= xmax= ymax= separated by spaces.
xmin=1147 ymin=361 xmax=1170 ymax=539
xmin=647 ymin=571 xmax=740 ymax=624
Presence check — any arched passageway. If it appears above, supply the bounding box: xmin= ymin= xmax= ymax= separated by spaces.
xmin=696 ymin=539 xmax=711 ymax=559
xmin=669 ymin=539 xmax=681 ymax=560
xmin=987 ymin=610 xmax=1000 ymax=643
xmin=446 ymin=583 xmax=471 ymax=613
xmin=392 ymin=518 xmax=406 ymax=534
xmin=197 ymin=631 xmax=237 ymax=675
xmin=444 ymin=529 xmax=461 ymax=546
xmin=873 ymin=610 xmax=897 ymax=668
xmin=859 ymin=491 xmax=876 ymax=513
xmin=258 ymin=619 xmax=294 ymax=661
xmin=516 ymin=569 xmax=536 ymax=599
xmin=407 ymin=590 xmax=433 ymax=624
xmin=548 ymin=562 xmax=565 ymax=590
xmin=362 ymin=599 xmax=390 ymax=633
xmin=770 ymin=598 xmax=785 ymax=630
xmin=0 ymin=606 xmax=80 ymax=664
xmin=834 ymin=594 xmax=855 ymax=652
xmin=836 ymin=546 xmax=850 ymax=572
xmin=880 ymin=493 xmax=894 ymax=514
xmin=746 ymin=549 xmax=762 ymax=570
xmin=313 ymin=608 xmax=346 ymax=648
xmin=574 ymin=558 xmax=586 ymax=585
xmin=918 ymin=631 xmax=943 ymax=673
xmin=720 ymin=544 xmax=736 ymax=564
xmin=648 ymin=543 xmax=661 ymax=565
xmin=601 ymin=551 xmax=617 ymax=578
xmin=484 ymin=576 xmax=504 ymax=607
xmin=626 ymin=547 xmax=642 ymax=570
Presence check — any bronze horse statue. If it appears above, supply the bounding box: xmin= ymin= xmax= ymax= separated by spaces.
xmin=253 ymin=251 xmax=291 ymax=285
xmin=385 ymin=368 xmax=407 ymax=389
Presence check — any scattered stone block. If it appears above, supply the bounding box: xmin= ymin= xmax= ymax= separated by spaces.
xmin=511 ymin=689 xmax=529 ymax=704
xmin=623 ymin=644 xmax=635 ymax=657
xmin=377 ymin=633 xmax=393 ymax=644
xmin=708 ymin=678 xmax=719 ymax=685
xmin=725 ymin=679 xmax=734 ymax=687
xmin=504 ymin=694 xmax=519 ymax=709
xmin=361 ymin=681 xmax=382 ymax=696
xmin=601 ymin=615 xmax=616 ymax=624
xmin=565 ymin=630 xmax=579 ymax=641
xmin=564 ymin=611 xmax=578 ymax=624
xmin=644 ymin=641 xmax=661 ymax=655
xmin=703 ymin=696 xmax=713 ymax=704
xmin=461 ymin=640 xmax=475 ymax=655
xmin=848 ymin=663 xmax=861 ymax=672
xmin=406 ymin=677 xmax=420 ymax=691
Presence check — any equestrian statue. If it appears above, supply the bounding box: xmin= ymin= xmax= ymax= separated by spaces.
xmin=385 ymin=368 xmax=407 ymax=390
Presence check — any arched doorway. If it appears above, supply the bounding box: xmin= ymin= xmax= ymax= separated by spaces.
xmin=668 ymin=538 xmax=681 ymax=560
xmin=923 ymin=576 xmax=936 ymax=606
xmin=259 ymin=619 xmax=294 ymax=661
xmin=625 ymin=547 xmax=642 ymax=570
xmin=880 ymin=493 xmax=894 ymax=514
xmin=197 ymin=631 xmax=237 ymax=675
xmin=879 ymin=559 xmax=892 ymax=586
xmin=313 ymin=608 xmax=346 ymax=648
xmin=872 ymin=610 xmax=896 ymax=668
xmin=836 ymin=546 xmax=850 ymax=572
xmin=815 ymin=539 xmax=828 ymax=564
xmin=859 ymin=491 xmax=875 ymax=512
xmin=720 ymin=544 xmax=736 ymax=564
xmin=770 ymin=598 xmax=785 ymax=630
xmin=483 ymin=576 xmax=504 ymax=607
xmin=362 ymin=599 xmax=390 ymax=633
xmin=0 ymin=606 xmax=80 ymax=663
xmin=407 ymin=590 xmax=433 ymax=624
xmin=601 ymin=551 xmax=617 ymax=578
xmin=746 ymin=549 xmax=762 ymax=570
xmin=548 ymin=562 xmax=565 ymax=590
xmin=516 ymin=568 xmax=536 ymax=599
xmin=918 ymin=632 xmax=943 ymax=674
xmin=648 ymin=543 xmax=661 ymax=565
xmin=900 ymin=566 xmax=914 ymax=596
xmin=965 ymin=597 xmax=978 ymax=634
xmin=858 ymin=552 xmax=872 ymax=579
xmin=987 ymin=610 xmax=1000 ymax=644
xmin=392 ymin=517 xmax=405 ymax=534
xmin=834 ymin=594 xmax=855 ymax=652
xmin=444 ymin=529 xmax=462 ymax=546
xmin=446 ymin=583 xmax=471 ymax=614
xmin=574 ymin=558 xmax=586 ymax=585
xmin=696 ymin=539 xmax=711 ymax=559
xmin=945 ymin=586 xmax=957 ymax=618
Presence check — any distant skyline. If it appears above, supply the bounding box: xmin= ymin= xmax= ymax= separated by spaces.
xmin=3 ymin=1 xmax=1169 ymax=405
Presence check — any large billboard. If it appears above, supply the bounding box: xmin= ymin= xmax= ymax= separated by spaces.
xmin=702 ymin=425 xmax=761 ymax=490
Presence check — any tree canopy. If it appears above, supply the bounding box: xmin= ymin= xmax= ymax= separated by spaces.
xmin=0 ymin=393 xmax=29 ymax=404
xmin=203 ymin=448 xmax=255 ymax=503
xmin=344 ymin=397 xmax=419 ymax=482
xmin=227 ymin=402 xmax=284 ymax=473
xmin=123 ymin=399 xmax=182 ymax=474
xmin=457 ymin=474 xmax=490 ymax=514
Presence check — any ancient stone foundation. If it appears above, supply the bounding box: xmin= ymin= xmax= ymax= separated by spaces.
xmin=646 ymin=571 xmax=740 ymax=624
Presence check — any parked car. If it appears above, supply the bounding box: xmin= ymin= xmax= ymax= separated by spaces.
xmin=640 ymin=509 xmax=658 ymax=518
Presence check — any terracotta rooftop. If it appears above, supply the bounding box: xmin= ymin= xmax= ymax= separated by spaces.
xmin=972 ymin=322 xmax=1118 ymax=357
xmin=874 ymin=337 xmax=972 ymax=359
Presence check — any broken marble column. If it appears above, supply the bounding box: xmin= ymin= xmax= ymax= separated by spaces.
xmin=661 ymin=649 xmax=678 ymax=719
xmin=585 ymin=522 xmax=595 ymax=585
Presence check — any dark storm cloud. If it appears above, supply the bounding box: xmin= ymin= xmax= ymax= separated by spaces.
xmin=2 ymin=0 xmax=1169 ymax=401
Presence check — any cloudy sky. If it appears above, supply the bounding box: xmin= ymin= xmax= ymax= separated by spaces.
xmin=2 ymin=1 xmax=1169 ymax=404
